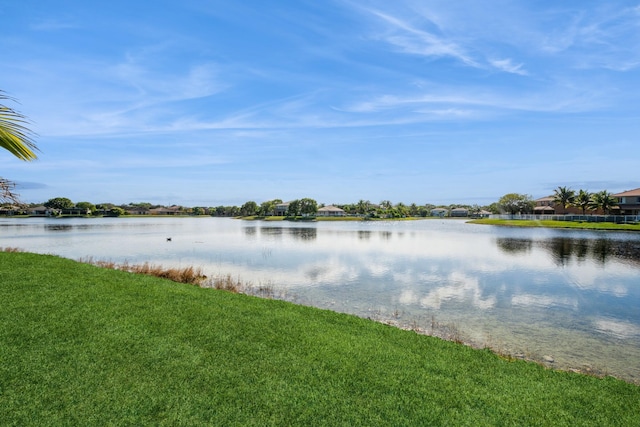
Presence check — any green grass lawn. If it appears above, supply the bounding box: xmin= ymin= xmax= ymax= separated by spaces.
xmin=469 ymin=218 xmax=640 ymax=232
xmin=1 ymin=252 xmax=639 ymax=426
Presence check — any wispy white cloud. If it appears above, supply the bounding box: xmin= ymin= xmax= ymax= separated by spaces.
xmin=358 ymin=6 xmax=479 ymax=67
xmin=539 ymin=4 xmax=640 ymax=71
xmin=489 ymin=58 xmax=528 ymax=76
xmin=342 ymin=79 xmax=608 ymax=116
xmin=110 ymin=56 xmax=225 ymax=102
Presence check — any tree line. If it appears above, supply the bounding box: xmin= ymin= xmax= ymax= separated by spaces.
xmin=4 ymin=187 xmax=626 ymax=218
xmin=496 ymin=187 xmax=620 ymax=215
xmin=11 ymin=197 xmax=491 ymax=218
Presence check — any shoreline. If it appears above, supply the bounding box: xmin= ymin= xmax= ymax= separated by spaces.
xmin=468 ymin=218 xmax=640 ymax=232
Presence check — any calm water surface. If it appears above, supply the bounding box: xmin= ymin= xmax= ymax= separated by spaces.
xmin=2 ymin=217 xmax=639 ymax=383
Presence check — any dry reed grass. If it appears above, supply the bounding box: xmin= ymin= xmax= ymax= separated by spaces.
xmin=78 ymin=257 xmax=207 ymax=285
xmin=77 ymin=257 xmax=283 ymax=298
xmin=1 ymin=247 xmax=24 ymax=253
xmin=205 ymin=274 xmax=244 ymax=292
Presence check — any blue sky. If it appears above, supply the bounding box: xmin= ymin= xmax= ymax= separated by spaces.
xmin=2 ymin=1 xmax=639 ymax=207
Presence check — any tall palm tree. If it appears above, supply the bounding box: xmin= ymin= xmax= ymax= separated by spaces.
xmin=1 ymin=90 xmax=38 ymax=204
xmin=573 ymin=189 xmax=592 ymax=215
xmin=589 ymin=190 xmax=618 ymax=214
xmin=552 ymin=186 xmax=575 ymax=214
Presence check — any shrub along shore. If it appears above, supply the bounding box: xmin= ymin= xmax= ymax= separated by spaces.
xmin=1 ymin=251 xmax=639 ymax=425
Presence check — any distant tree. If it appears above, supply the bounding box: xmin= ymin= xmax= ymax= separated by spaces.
xmin=131 ymin=202 xmax=152 ymax=209
xmin=259 ymin=201 xmax=271 ymax=216
xmin=487 ymin=202 xmax=501 ymax=214
xmin=213 ymin=205 xmax=240 ymax=217
xmin=552 ymin=186 xmax=575 ymax=213
xmin=589 ymin=190 xmax=618 ymax=214
xmin=573 ymin=190 xmax=592 ymax=215
xmin=299 ymin=198 xmax=318 ymax=216
xmin=356 ymin=199 xmax=370 ymax=215
xmin=44 ymin=197 xmax=74 ymax=210
xmin=287 ymin=199 xmax=301 ymax=217
xmin=108 ymin=206 xmax=125 ymax=217
xmin=95 ymin=203 xmax=114 ymax=214
xmin=240 ymin=201 xmax=258 ymax=216
xmin=76 ymin=201 xmax=95 ymax=214
xmin=192 ymin=207 xmax=205 ymax=215
xmin=394 ymin=202 xmax=408 ymax=218
xmin=1 ymin=180 xmax=18 ymax=204
xmin=259 ymin=199 xmax=282 ymax=216
xmin=340 ymin=203 xmax=356 ymax=215
xmin=380 ymin=200 xmax=392 ymax=210
xmin=497 ymin=193 xmax=534 ymax=215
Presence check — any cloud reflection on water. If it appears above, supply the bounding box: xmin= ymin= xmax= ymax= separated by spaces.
xmin=593 ymin=318 xmax=640 ymax=340
xmin=415 ymin=271 xmax=497 ymax=310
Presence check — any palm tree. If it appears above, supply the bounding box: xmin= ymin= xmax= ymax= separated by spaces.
xmin=589 ymin=190 xmax=618 ymax=214
xmin=356 ymin=199 xmax=370 ymax=215
xmin=380 ymin=200 xmax=392 ymax=210
xmin=552 ymin=186 xmax=575 ymax=214
xmin=395 ymin=202 xmax=408 ymax=218
xmin=573 ymin=189 xmax=592 ymax=215
xmin=1 ymin=91 xmax=38 ymax=204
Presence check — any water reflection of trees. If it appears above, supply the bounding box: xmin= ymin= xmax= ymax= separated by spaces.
xmin=243 ymin=226 xmax=257 ymax=237
xmin=259 ymin=226 xmax=317 ymax=241
xmin=496 ymin=237 xmax=640 ymax=267
xmin=288 ymin=227 xmax=317 ymax=241
xmin=495 ymin=238 xmax=533 ymax=254
xmin=358 ymin=230 xmax=371 ymax=240
xmin=44 ymin=224 xmax=74 ymax=232
xmin=380 ymin=231 xmax=392 ymax=240
xmin=259 ymin=227 xmax=283 ymax=238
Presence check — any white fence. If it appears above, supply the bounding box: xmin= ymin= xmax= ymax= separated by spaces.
xmin=492 ymin=214 xmax=640 ymax=224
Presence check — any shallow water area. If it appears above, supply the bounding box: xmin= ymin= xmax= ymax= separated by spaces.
xmin=2 ymin=216 xmax=639 ymax=383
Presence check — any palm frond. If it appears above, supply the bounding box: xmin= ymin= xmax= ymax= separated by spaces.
xmin=0 ymin=91 xmax=38 ymax=161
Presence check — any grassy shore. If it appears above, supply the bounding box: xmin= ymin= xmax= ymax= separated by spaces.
xmin=469 ymin=218 xmax=640 ymax=232
xmin=1 ymin=252 xmax=639 ymax=425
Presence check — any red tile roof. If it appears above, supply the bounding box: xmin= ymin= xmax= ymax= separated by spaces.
xmin=613 ymin=188 xmax=640 ymax=197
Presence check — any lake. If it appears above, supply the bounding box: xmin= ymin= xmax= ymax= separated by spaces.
xmin=2 ymin=216 xmax=639 ymax=383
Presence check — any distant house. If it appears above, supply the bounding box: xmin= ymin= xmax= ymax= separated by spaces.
xmin=274 ymin=202 xmax=290 ymax=216
xmin=126 ymin=208 xmax=150 ymax=215
xmin=149 ymin=206 xmax=183 ymax=215
xmin=534 ymin=197 xmax=555 ymax=214
xmin=317 ymin=205 xmax=345 ymax=217
xmin=534 ymin=195 xmax=603 ymax=215
xmin=613 ymin=188 xmax=640 ymax=215
xmin=450 ymin=208 xmax=469 ymax=217
xmin=474 ymin=210 xmax=492 ymax=218
xmin=431 ymin=208 xmax=448 ymax=217
xmin=30 ymin=206 xmax=59 ymax=216
xmin=61 ymin=207 xmax=91 ymax=216
xmin=0 ymin=205 xmax=20 ymax=216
